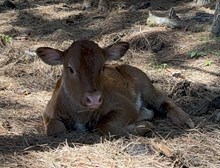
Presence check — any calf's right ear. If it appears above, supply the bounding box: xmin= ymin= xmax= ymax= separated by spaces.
xmin=104 ymin=42 xmax=129 ymax=61
xmin=36 ymin=47 xmax=64 ymax=65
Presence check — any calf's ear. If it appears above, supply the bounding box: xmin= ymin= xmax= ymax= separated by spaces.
xmin=104 ymin=42 xmax=129 ymax=60
xmin=36 ymin=47 xmax=64 ymax=65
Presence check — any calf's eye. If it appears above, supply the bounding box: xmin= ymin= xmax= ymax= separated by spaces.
xmin=99 ymin=66 xmax=105 ymax=73
xmin=69 ymin=67 xmax=73 ymax=73
xmin=68 ymin=67 xmax=77 ymax=76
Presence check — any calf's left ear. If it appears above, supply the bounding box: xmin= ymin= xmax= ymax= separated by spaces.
xmin=36 ymin=47 xmax=64 ymax=65
xmin=104 ymin=42 xmax=129 ymax=60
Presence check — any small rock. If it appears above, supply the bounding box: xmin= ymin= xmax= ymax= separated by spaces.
xmin=125 ymin=143 xmax=154 ymax=156
xmin=2 ymin=120 xmax=12 ymax=131
xmin=211 ymin=96 xmax=220 ymax=109
xmin=151 ymin=41 xmax=164 ymax=52
xmin=193 ymin=100 xmax=211 ymax=116
xmin=14 ymin=34 xmax=30 ymax=41
xmin=172 ymin=72 xmax=185 ymax=79
xmin=193 ymin=12 xmax=213 ymax=23
xmin=15 ymin=88 xmax=31 ymax=95
xmin=3 ymin=0 xmax=16 ymax=9
xmin=24 ymin=50 xmax=37 ymax=57
xmin=215 ymin=110 xmax=220 ymax=122
xmin=194 ymin=0 xmax=211 ymax=6
xmin=211 ymin=109 xmax=220 ymax=123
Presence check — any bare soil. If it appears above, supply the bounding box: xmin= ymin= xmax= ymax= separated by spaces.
xmin=0 ymin=0 xmax=220 ymax=167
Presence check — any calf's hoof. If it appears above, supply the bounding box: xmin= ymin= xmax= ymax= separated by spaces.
xmin=45 ymin=119 xmax=66 ymax=136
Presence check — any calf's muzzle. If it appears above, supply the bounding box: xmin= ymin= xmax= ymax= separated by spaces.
xmin=81 ymin=91 xmax=103 ymax=109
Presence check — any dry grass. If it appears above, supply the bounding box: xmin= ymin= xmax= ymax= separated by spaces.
xmin=0 ymin=0 xmax=220 ymax=167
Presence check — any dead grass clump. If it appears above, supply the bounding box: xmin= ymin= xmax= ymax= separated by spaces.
xmin=42 ymin=29 xmax=74 ymax=42
xmin=127 ymin=29 xmax=169 ymax=53
xmin=6 ymin=137 xmax=175 ymax=168
xmin=168 ymin=126 xmax=220 ymax=167
xmin=5 ymin=129 xmax=220 ymax=168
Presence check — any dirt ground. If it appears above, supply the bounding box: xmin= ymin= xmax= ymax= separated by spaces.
xmin=0 ymin=0 xmax=220 ymax=167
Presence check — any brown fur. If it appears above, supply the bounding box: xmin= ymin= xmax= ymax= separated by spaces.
xmin=36 ymin=40 xmax=194 ymax=136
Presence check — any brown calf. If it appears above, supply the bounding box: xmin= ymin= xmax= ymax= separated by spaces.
xmin=36 ymin=40 xmax=194 ymax=136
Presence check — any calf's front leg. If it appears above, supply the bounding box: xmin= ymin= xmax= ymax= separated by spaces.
xmin=96 ymin=93 xmax=153 ymax=136
xmin=43 ymin=114 xmax=66 ymax=136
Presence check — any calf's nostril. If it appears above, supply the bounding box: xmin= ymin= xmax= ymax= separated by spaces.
xmin=83 ymin=92 xmax=103 ymax=108
xmin=98 ymin=96 xmax=102 ymax=103
xmin=86 ymin=96 xmax=92 ymax=105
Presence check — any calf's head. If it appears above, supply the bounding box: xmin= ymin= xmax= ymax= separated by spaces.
xmin=36 ymin=40 xmax=129 ymax=110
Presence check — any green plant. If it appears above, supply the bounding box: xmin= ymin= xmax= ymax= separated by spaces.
xmin=198 ymin=35 xmax=210 ymax=42
xmin=210 ymin=50 xmax=220 ymax=57
xmin=213 ymin=36 xmax=220 ymax=42
xmin=204 ymin=59 xmax=213 ymax=66
xmin=0 ymin=34 xmax=13 ymax=44
xmin=188 ymin=50 xmax=207 ymax=58
xmin=156 ymin=63 xmax=169 ymax=69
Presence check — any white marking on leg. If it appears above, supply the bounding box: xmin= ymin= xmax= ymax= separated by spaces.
xmin=75 ymin=122 xmax=86 ymax=131
xmin=135 ymin=92 xmax=154 ymax=121
xmin=138 ymin=107 xmax=154 ymax=121
xmin=135 ymin=93 xmax=142 ymax=112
